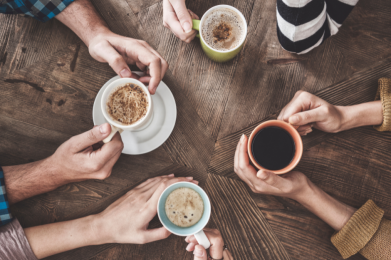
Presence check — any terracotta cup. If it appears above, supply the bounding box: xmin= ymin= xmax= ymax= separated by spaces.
xmin=247 ymin=120 xmax=303 ymax=174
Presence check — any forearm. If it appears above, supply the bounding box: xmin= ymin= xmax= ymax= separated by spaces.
xmin=55 ymin=0 xmax=110 ymax=46
xmin=3 ymin=158 xmax=67 ymax=205
xmin=338 ymin=100 xmax=383 ymax=131
xmin=295 ymin=182 xmax=356 ymax=231
xmin=24 ymin=215 xmax=100 ymax=259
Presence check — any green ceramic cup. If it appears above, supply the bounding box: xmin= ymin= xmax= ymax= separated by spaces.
xmin=192 ymin=5 xmax=247 ymax=63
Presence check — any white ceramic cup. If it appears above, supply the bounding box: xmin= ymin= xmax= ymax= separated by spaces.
xmin=157 ymin=182 xmax=211 ymax=249
xmin=100 ymin=78 xmax=153 ymax=143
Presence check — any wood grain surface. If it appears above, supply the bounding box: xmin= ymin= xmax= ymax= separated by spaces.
xmin=1 ymin=0 xmax=391 ymax=259
xmin=204 ymin=174 xmax=290 ymax=260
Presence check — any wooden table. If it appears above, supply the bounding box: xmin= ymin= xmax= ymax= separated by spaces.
xmin=1 ymin=0 xmax=391 ymax=259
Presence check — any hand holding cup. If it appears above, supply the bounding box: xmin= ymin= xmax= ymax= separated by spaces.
xmin=278 ymin=91 xmax=346 ymax=135
xmin=185 ymin=228 xmax=233 ymax=260
xmin=91 ymin=175 xmax=199 ymax=245
xmin=234 ymin=134 xmax=309 ymax=200
xmin=47 ymin=123 xmax=123 ymax=181
xmin=163 ymin=0 xmax=199 ymax=43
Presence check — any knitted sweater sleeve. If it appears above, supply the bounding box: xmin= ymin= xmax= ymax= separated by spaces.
xmin=331 ymin=200 xmax=391 ymax=259
xmin=374 ymin=78 xmax=391 ymax=131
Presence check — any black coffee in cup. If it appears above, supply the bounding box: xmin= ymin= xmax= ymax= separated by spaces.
xmin=251 ymin=126 xmax=295 ymax=170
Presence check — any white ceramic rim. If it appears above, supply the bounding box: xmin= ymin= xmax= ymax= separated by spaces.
xmin=100 ymin=78 xmax=152 ymax=130
xmin=199 ymin=4 xmax=247 ymax=53
xmin=157 ymin=182 xmax=211 ymax=237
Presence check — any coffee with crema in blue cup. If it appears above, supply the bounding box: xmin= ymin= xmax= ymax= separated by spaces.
xmin=165 ymin=187 xmax=204 ymax=228
xmin=157 ymin=182 xmax=211 ymax=249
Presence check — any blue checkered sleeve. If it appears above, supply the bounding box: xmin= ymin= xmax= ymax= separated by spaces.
xmin=0 ymin=0 xmax=75 ymax=22
xmin=0 ymin=166 xmax=12 ymax=226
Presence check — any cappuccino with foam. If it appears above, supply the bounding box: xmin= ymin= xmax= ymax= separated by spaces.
xmin=201 ymin=8 xmax=245 ymax=51
xmin=106 ymin=83 xmax=149 ymax=125
xmin=165 ymin=187 xmax=204 ymax=228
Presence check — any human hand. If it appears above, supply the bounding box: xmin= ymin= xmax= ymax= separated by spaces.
xmin=185 ymin=228 xmax=233 ymax=260
xmin=277 ymin=91 xmax=345 ymax=135
xmin=48 ymin=123 xmax=123 ymax=182
xmin=163 ymin=0 xmax=199 ymax=43
xmin=92 ymin=175 xmax=199 ymax=244
xmin=88 ymin=30 xmax=168 ymax=94
xmin=234 ymin=134 xmax=310 ymax=201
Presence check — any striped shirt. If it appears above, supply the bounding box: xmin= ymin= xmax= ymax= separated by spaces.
xmin=0 ymin=166 xmax=12 ymax=226
xmin=277 ymin=0 xmax=359 ymax=54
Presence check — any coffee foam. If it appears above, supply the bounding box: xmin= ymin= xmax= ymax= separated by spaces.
xmin=165 ymin=187 xmax=204 ymax=228
xmin=201 ymin=8 xmax=245 ymax=51
xmin=106 ymin=83 xmax=148 ymax=125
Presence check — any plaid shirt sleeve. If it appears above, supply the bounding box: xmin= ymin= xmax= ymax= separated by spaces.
xmin=0 ymin=0 xmax=75 ymax=22
xmin=0 ymin=166 xmax=13 ymax=226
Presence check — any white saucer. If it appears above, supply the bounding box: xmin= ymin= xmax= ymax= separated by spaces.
xmin=93 ymin=73 xmax=177 ymax=155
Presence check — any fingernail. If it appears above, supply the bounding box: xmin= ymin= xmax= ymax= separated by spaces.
xmin=185 ymin=237 xmax=189 ymax=242
xmin=183 ymin=22 xmax=192 ymax=33
xmin=194 ymin=246 xmax=204 ymax=257
xmin=186 ymin=176 xmax=193 ymax=180
xmin=258 ymin=170 xmax=269 ymax=180
xmin=240 ymin=134 xmax=245 ymax=142
xmin=290 ymin=116 xmax=299 ymax=124
xmin=168 ymin=174 xmax=174 ymax=177
xmin=120 ymin=69 xmax=132 ymax=77
xmin=100 ymin=124 xmax=109 ymax=134
xmin=186 ymin=243 xmax=192 ymax=251
xmin=192 ymin=180 xmax=199 ymax=185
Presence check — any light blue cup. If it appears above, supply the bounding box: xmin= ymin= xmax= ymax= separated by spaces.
xmin=157 ymin=182 xmax=211 ymax=248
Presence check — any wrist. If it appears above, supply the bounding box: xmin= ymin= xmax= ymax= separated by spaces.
xmin=43 ymin=155 xmax=72 ymax=186
xmin=89 ymin=213 xmax=113 ymax=245
xmin=291 ymin=180 xmax=356 ymax=230
xmin=85 ymin=27 xmax=113 ymax=48
xmin=336 ymin=101 xmax=383 ymax=132
xmin=291 ymin=178 xmax=316 ymax=204
xmin=335 ymin=105 xmax=352 ymax=132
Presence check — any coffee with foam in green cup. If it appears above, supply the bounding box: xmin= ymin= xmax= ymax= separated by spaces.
xmin=192 ymin=5 xmax=247 ymax=62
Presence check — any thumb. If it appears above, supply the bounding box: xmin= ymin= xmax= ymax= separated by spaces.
xmin=172 ymin=0 xmax=193 ymax=33
xmin=142 ymin=227 xmax=171 ymax=243
xmin=257 ymin=170 xmax=290 ymax=190
xmin=289 ymin=107 xmax=324 ymax=126
xmin=70 ymin=123 xmax=111 ymax=152
xmin=193 ymin=245 xmax=208 ymax=260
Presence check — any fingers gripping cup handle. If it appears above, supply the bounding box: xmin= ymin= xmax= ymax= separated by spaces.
xmin=103 ymin=125 xmax=124 ymax=143
xmin=194 ymin=230 xmax=211 ymax=249
xmin=192 ymin=19 xmax=201 ymax=38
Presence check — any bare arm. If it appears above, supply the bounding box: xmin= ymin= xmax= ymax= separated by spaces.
xmin=278 ymin=91 xmax=383 ymax=135
xmin=3 ymin=124 xmax=123 ymax=205
xmin=3 ymin=159 xmax=65 ymax=205
xmin=55 ymin=0 xmax=109 ymax=47
xmin=295 ymin=181 xmax=356 ymax=231
xmin=234 ymin=134 xmax=356 ymax=231
xmin=24 ymin=176 xmax=196 ymax=259
xmin=338 ymin=101 xmax=383 ymax=131
xmin=54 ymin=0 xmax=168 ymax=94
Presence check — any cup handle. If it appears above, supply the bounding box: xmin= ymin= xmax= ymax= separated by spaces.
xmin=192 ymin=19 xmax=201 ymax=38
xmin=103 ymin=125 xmax=124 ymax=143
xmin=194 ymin=230 xmax=211 ymax=249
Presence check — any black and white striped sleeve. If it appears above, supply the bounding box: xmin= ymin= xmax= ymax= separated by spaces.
xmin=276 ymin=0 xmax=359 ymax=54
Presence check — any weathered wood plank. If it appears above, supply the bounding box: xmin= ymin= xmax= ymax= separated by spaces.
xmin=204 ymin=174 xmax=290 ymax=260
xmin=0 ymin=14 xmax=79 ymax=77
